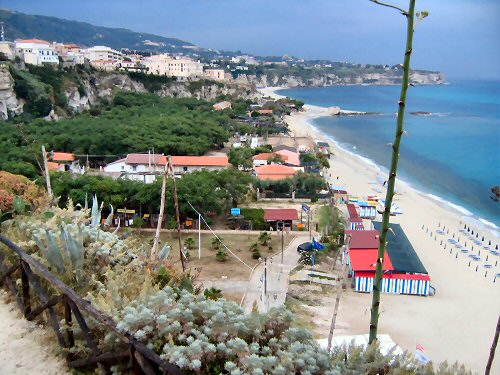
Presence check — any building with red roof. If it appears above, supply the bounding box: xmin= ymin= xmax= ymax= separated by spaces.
xmin=252 ymin=152 xmax=288 ymax=167
xmin=254 ymin=164 xmax=296 ymax=181
xmin=263 ymin=208 xmax=299 ymax=229
xmin=103 ymin=153 xmax=229 ymax=183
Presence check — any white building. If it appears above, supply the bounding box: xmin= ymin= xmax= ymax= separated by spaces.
xmin=103 ymin=153 xmax=229 ymax=183
xmin=14 ymin=39 xmax=59 ymax=65
xmin=0 ymin=41 xmax=15 ymax=60
xmin=204 ymin=68 xmax=226 ymax=81
xmin=143 ymin=54 xmax=203 ymax=78
xmin=83 ymin=46 xmax=123 ymax=64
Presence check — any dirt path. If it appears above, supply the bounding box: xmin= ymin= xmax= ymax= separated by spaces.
xmin=0 ymin=291 xmax=69 ymax=374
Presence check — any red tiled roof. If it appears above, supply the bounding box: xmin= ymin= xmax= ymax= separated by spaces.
xmin=349 ymin=249 xmax=393 ymax=272
xmin=252 ymin=152 xmax=288 ymax=161
xmin=125 ymin=153 xmax=163 ymax=165
xmin=345 ymin=230 xmax=380 ymax=249
xmin=50 ymin=152 xmax=75 ymax=162
xmin=355 ymin=272 xmax=430 ymax=281
xmin=15 ymin=38 xmax=50 ymax=45
xmin=258 ymin=109 xmax=273 ymax=114
xmin=170 ymin=156 xmax=229 ymax=167
xmin=264 ymin=209 xmax=299 ymax=221
xmin=255 ymin=164 xmax=296 ymax=181
xmin=47 ymin=162 xmax=63 ymax=170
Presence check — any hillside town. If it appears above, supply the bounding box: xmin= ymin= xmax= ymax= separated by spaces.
xmin=0 ymin=6 xmax=498 ymax=373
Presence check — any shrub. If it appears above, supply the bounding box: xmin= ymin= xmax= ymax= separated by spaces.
xmin=216 ymin=249 xmax=228 ymax=262
xmin=130 ymin=217 xmax=144 ymax=228
xmin=252 ymin=250 xmax=261 ymax=259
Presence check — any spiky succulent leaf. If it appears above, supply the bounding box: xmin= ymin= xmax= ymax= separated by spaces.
xmin=158 ymin=244 xmax=171 ymax=261
xmin=104 ymin=204 xmax=114 ymax=227
xmin=91 ymin=195 xmax=100 ymax=227
xmin=45 ymin=229 xmax=65 ymax=273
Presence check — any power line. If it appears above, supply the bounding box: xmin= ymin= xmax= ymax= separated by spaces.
xmin=187 ymin=201 xmax=252 ymax=270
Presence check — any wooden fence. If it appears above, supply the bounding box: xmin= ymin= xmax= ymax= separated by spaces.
xmin=0 ymin=234 xmax=182 ymax=375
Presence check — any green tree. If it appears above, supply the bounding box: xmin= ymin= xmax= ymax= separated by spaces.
xmin=258 ymin=231 xmax=271 ymax=246
xmin=184 ymin=237 xmax=195 ymax=250
xmin=228 ymin=147 xmax=253 ymax=170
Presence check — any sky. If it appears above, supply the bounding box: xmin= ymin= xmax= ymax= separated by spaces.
xmin=2 ymin=0 xmax=499 ymax=80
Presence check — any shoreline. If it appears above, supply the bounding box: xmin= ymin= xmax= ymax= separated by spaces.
xmin=260 ymin=86 xmax=499 ymax=233
xmin=258 ymin=86 xmax=500 ymax=373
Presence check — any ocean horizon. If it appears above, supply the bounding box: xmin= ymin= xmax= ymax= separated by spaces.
xmin=277 ymin=80 xmax=500 ymax=229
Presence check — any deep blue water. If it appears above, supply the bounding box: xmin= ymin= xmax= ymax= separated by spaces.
xmin=277 ymin=81 xmax=500 ymax=227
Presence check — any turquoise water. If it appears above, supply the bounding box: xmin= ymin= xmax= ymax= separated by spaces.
xmin=277 ymin=81 xmax=500 ymax=227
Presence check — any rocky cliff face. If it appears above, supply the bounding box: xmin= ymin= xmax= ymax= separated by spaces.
xmin=155 ymin=81 xmax=261 ymax=101
xmin=0 ymin=65 xmax=24 ymax=120
xmin=235 ymin=71 xmax=445 ymax=88
xmin=65 ymin=72 xmax=147 ymax=113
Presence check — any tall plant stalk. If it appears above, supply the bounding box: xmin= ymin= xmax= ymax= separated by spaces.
xmin=368 ymin=0 xmax=416 ymax=344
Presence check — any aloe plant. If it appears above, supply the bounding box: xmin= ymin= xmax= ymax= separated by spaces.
xmin=368 ymin=0 xmax=427 ymax=344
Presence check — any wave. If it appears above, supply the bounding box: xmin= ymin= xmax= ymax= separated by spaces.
xmin=410 ymin=111 xmax=452 ymax=117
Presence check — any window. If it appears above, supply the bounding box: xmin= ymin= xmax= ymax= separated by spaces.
xmin=132 ymin=165 xmax=137 ymax=171
xmin=183 ymin=166 xmax=188 ymax=172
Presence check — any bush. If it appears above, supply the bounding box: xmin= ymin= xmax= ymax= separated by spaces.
xmin=130 ymin=217 xmax=145 ymax=228
xmin=241 ymin=208 xmax=266 ymax=230
xmin=311 ymin=196 xmax=318 ymax=203
xmin=216 ymin=249 xmax=228 ymax=262
xmin=252 ymin=250 xmax=261 ymax=259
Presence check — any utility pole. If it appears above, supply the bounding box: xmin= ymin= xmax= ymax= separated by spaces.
xmin=280 ymin=221 xmax=284 ymax=264
xmin=151 ymin=158 xmax=168 ymax=261
xmin=198 ymin=212 xmax=201 ymax=260
xmin=327 ymin=235 xmax=351 ymax=352
xmin=263 ymin=257 xmax=267 ymax=312
xmin=168 ymin=155 xmax=185 ymax=272
xmin=41 ymin=145 xmax=53 ymax=202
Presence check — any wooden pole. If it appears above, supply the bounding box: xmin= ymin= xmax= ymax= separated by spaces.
xmin=485 ymin=314 xmax=500 ymax=375
xmin=41 ymin=145 xmax=53 ymax=201
xmin=151 ymin=159 xmax=168 ymax=261
xmin=168 ymin=156 xmax=185 ymax=272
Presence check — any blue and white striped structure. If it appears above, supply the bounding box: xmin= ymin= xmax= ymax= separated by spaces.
xmin=354 ymin=272 xmax=430 ymax=296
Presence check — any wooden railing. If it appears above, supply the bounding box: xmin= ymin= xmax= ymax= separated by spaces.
xmin=0 ymin=234 xmax=182 ymax=375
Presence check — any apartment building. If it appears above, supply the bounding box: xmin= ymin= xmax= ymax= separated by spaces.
xmin=14 ymin=39 xmax=59 ymax=65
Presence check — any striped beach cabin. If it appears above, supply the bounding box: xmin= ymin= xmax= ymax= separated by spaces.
xmin=346 ymin=225 xmax=431 ymax=296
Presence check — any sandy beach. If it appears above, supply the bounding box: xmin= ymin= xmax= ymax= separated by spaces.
xmin=262 ymin=87 xmax=500 ymax=373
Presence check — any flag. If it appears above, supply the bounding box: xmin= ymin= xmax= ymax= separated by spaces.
xmin=312 ymin=238 xmax=324 ymax=250
xmin=416 ymin=343 xmax=425 ymax=352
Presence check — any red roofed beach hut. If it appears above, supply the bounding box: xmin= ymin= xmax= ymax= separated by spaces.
xmin=264 ymin=208 xmax=298 ymax=230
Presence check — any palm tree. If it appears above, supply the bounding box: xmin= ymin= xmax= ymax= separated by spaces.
xmin=258 ymin=231 xmax=271 ymax=246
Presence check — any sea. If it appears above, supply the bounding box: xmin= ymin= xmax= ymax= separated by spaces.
xmin=277 ymin=80 xmax=500 ymax=229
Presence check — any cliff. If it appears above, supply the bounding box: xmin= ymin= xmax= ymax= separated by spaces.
xmin=0 ymin=65 xmax=24 ymax=120
xmin=234 ymin=70 xmax=445 ymax=87
xmin=0 ymin=65 xmax=261 ymax=120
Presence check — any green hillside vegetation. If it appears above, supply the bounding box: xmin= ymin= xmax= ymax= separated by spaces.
xmin=0 ymin=9 xmax=192 ymax=52
xmin=0 ymin=91 xmax=249 ymax=178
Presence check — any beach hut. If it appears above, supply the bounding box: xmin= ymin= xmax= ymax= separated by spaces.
xmin=263 ymin=208 xmax=298 ymax=230
xmin=330 ymin=184 xmax=348 ymax=204
xmin=358 ymin=201 xmax=377 ymax=219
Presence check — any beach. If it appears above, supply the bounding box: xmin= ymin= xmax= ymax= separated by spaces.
xmin=263 ymin=87 xmax=500 ymax=373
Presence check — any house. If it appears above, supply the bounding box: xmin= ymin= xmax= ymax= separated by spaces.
xmin=275 ymin=149 xmax=300 ymax=167
xmin=143 ymin=54 xmax=203 ymax=78
xmin=48 ymin=152 xmax=84 ymax=174
xmin=91 ymin=59 xmax=118 ymax=71
xmin=330 ymin=184 xmax=349 ymax=204
xmin=14 ymin=39 xmax=59 ymax=65
xmin=263 ymin=208 xmax=298 ymax=230
xmin=252 ymin=153 xmax=288 ymax=167
xmin=83 ymin=46 xmax=123 ymax=64
xmin=204 ymin=69 xmax=225 ymax=81
xmin=104 ymin=153 xmax=229 ymax=183
xmin=167 ymin=156 xmax=229 ymax=175
xmin=257 ymin=109 xmax=273 ymax=115
xmin=254 ymin=164 xmax=296 ymax=181
xmin=273 ymin=145 xmax=297 ymax=153
xmin=213 ymin=101 xmax=232 ymax=111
